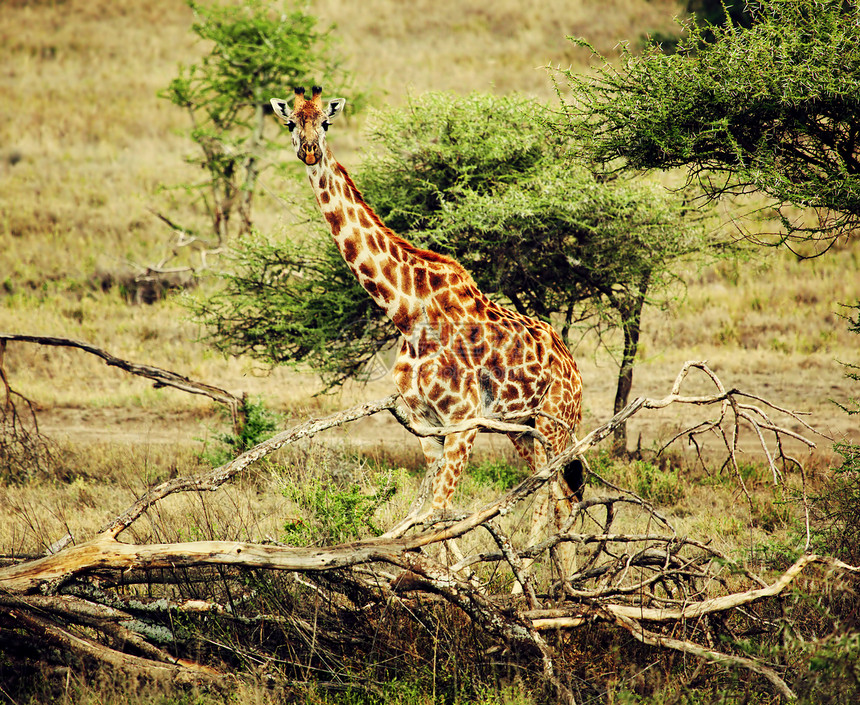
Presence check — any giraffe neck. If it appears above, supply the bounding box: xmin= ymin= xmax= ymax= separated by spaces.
xmin=306 ymin=148 xmax=428 ymax=334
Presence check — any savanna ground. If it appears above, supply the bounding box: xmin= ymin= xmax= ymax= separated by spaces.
xmin=1 ymin=1 xmax=859 ymax=703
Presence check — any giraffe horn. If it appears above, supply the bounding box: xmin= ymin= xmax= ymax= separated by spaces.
xmin=293 ymin=86 xmax=306 ymax=110
xmin=311 ymin=85 xmax=323 ymax=107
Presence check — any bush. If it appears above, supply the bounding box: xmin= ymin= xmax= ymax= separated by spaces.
xmin=282 ymin=471 xmax=398 ymax=546
xmin=468 ymin=458 xmax=529 ymax=491
xmin=562 ymin=0 xmax=860 ymax=251
xmin=201 ymin=396 xmax=281 ymax=467
xmin=633 ymin=460 xmax=684 ymax=505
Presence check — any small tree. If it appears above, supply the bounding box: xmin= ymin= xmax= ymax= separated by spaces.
xmin=562 ymin=0 xmax=860 ymax=256
xmin=197 ymin=92 xmax=722 ymax=454
xmin=156 ymin=0 xmax=351 ymax=272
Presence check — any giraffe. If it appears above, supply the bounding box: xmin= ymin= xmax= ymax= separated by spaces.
xmin=271 ymin=87 xmax=584 ymax=578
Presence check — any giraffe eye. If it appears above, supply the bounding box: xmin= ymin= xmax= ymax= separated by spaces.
xmin=321 ymin=120 xmax=330 ymax=131
xmin=286 ymin=120 xmax=296 ymax=131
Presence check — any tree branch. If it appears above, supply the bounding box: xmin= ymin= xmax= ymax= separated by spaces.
xmin=0 ymin=334 xmax=243 ymax=432
xmin=0 ymin=359 xmax=833 ymax=700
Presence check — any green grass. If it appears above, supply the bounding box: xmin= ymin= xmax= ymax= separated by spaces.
xmin=281 ymin=471 xmax=398 ymax=545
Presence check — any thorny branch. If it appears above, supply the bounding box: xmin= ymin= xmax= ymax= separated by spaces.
xmin=0 ymin=358 xmax=842 ymax=702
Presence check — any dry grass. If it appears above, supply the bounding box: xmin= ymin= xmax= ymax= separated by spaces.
xmin=313 ymin=0 xmax=683 ymax=99
xmin=0 ymin=1 xmax=197 ymax=280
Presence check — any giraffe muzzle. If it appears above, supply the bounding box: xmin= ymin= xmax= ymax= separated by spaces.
xmin=299 ymin=143 xmax=322 ymax=166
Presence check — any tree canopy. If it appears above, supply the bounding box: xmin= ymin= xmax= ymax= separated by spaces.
xmin=358 ymin=93 xmax=706 ymax=329
xmin=360 ymin=92 xmax=722 ymax=451
xmin=562 ymin=0 xmax=860 ymax=254
xmin=192 ymin=230 xmax=388 ymax=386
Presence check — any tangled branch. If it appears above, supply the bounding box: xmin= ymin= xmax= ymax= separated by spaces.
xmin=0 ymin=340 xmax=55 ymax=480
xmin=0 ymin=359 xmax=839 ymax=702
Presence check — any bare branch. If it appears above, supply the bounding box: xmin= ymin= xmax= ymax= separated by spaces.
xmin=0 ymin=334 xmax=243 ymax=431
xmin=1 ymin=340 xmax=55 ymax=476
xmin=610 ymin=610 xmax=797 ymax=701
xmin=100 ymin=394 xmax=401 ymax=538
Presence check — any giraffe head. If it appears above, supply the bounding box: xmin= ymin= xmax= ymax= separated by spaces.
xmin=271 ymin=86 xmax=345 ymax=166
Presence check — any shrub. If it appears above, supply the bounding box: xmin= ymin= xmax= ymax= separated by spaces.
xmin=282 ymin=472 xmax=397 ymax=546
xmin=201 ymin=396 xmax=281 ymax=467
xmin=468 ymin=458 xmax=528 ymax=491
xmin=633 ymin=460 xmax=684 ymax=505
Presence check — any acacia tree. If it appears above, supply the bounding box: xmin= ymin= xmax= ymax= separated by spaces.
xmin=197 ymin=92 xmax=722 ymax=454
xmin=156 ymin=0 xmax=352 ymax=272
xmin=559 ymin=0 xmax=860 ymax=535
xmin=562 ymin=0 xmax=860 ymax=256
xmin=359 ymin=92 xmax=725 ymax=453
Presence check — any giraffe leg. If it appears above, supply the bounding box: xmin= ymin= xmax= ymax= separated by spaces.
xmin=538 ymin=417 xmax=579 ymax=583
xmin=549 ymin=468 xmax=577 ymax=580
xmin=426 ymin=429 xmax=481 ymax=585
xmin=383 ymin=429 xmax=477 ymax=538
xmin=522 ymin=442 xmax=551 ymax=592
xmin=412 ymin=434 xmax=446 ymax=517
xmin=382 ymin=434 xmax=444 ymax=538
xmin=507 ymin=417 xmax=578 ymax=592
xmin=505 ymin=430 xmax=548 ymax=593
xmin=430 ymin=429 xmax=478 ymax=514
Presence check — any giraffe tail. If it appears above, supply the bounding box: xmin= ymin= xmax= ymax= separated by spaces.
xmin=561 ymin=456 xmax=585 ymax=502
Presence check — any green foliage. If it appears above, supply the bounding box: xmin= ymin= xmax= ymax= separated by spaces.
xmin=753 ymin=535 xmax=803 ymax=570
xmin=202 ymin=395 xmax=281 ymax=467
xmin=585 ymin=448 xmax=617 ymax=477
xmin=357 ymin=92 xmax=554 ymax=234
xmin=359 ymin=91 xmax=719 ymax=452
xmin=282 ymin=472 xmax=397 ymax=546
xmin=687 ymin=0 xmax=758 ymax=32
xmin=653 ymin=0 xmax=759 ymax=51
xmin=468 ymin=458 xmax=529 ymax=491
xmin=793 ymin=631 xmax=860 ymax=705
xmin=359 ymin=92 xmax=708 ymax=327
xmin=190 ymin=230 xmax=398 ymax=387
xmin=749 ymin=494 xmax=792 ymax=532
xmin=160 ymin=0 xmax=352 ymax=246
xmin=290 ymin=680 xmax=537 ymax=705
xmin=632 ymin=460 xmax=685 ymax=505
xmin=563 ymin=0 xmax=860 ymax=253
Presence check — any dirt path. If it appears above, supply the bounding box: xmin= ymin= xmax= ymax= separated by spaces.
xmin=34 ymin=351 xmax=857 ymax=470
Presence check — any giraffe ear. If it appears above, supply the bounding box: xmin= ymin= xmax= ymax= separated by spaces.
xmin=270 ymin=98 xmax=291 ymax=122
xmin=326 ymin=98 xmax=346 ymax=120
